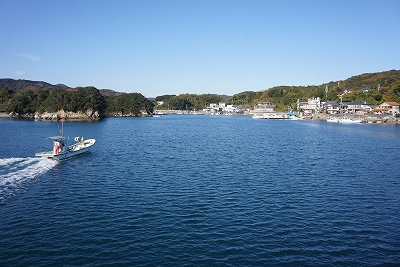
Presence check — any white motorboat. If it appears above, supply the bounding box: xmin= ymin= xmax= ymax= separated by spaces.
xmin=339 ymin=117 xmax=364 ymax=124
xmin=252 ymin=113 xmax=287 ymax=119
xmin=286 ymin=113 xmax=302 ymax=120
xmin=36 ymin=136 xmax=96 ymax=160
xmin=252 ymin=114 xmax=264 ymax=119
xmin=327 ymin=117 xmax=340 ymax=123
xmin=153 ymin=112 xmax=165 ymax=117
xmin=35 ymin=122 xmax=96 ymax=160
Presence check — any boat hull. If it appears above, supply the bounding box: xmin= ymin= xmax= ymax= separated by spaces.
xmin=327 ymin=117 xmax=340 ymax=123
xmin=339 ymin=118 xmax=363 ymax=124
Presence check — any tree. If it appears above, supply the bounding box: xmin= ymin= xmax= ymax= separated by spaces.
xmin=155 ymin=95 xmax=176 ymax=102
xmin=7 ymin=94 xmax=32 ymax=114
xmin=105 ymin=92 xmax=154 ymax=116
xmin=283 ymin=92 xmax=298 ymax=106
xmin=40 ymin=88 xmax=66 ymax=112
xmin=0 ymin=88 xmax=13 ymax=104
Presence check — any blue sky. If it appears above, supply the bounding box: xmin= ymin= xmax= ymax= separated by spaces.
xmin=1 ymin=0 xmax=399 ymax=97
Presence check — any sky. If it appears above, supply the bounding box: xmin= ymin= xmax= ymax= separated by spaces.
xmin=1 ymin=0 xmax=399 ymax=97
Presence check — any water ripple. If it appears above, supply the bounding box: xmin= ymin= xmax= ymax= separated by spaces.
xmin=1 ymin=118 xmax=400 ymax=266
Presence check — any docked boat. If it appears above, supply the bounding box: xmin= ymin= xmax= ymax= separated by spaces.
xmin=153 ymin=111 xmax=165 ymax=117
xmin=339 ymin=117 xmax=364 ymax=124
xmin=252 ymin=114 xmax=264 ymax=119
xmin=286 ymin=113 xmax=302 ymax=120
xmin=327 ymin=117 xmax=340 ymax=123
xmin=35 ymin=122 xmax=96 ymax=160
xmin=252 ymin=113 xmax=287 ymax=119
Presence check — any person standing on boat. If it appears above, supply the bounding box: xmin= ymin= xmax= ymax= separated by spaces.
xmin=54 ymin=141 xmax=60 ymax=155
xmin=59 ymin=141 xmax=65 ymax=152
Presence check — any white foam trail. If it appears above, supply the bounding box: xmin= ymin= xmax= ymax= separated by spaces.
xmin=0 ymin=157 xmax=58 ymax=202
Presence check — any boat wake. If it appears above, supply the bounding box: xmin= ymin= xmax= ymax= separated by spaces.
xmin=0 ymin=157 xmax=58 ymax=203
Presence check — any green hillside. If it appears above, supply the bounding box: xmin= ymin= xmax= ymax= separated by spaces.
xmin=0 ymin=79 xmax=121 ymax=96
xmin=1 ymin=70 xmax=399 ymax=115
xmin=232 ymin=70 xmax=400 ymax=111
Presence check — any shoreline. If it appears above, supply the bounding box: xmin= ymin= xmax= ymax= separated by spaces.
xmin=1 ymin=112 xmax=399 ymax=124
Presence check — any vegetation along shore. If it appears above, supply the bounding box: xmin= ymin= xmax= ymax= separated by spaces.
xmin=1 ymin=70 xmax=399 ymax=123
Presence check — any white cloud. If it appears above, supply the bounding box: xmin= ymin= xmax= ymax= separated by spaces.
xmin=12 ymin=52 xmax=41 ymax=62
xmin=12 ymin=70 xmax=25 ymax=76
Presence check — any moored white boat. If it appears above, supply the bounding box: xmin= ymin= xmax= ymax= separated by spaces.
xmin=286 ymin=113 xmax=302 ymax=120
xmin=252 ymin=114 xmax=264 ymax=119
xmin=339 ymin=117 xmax=364 ymax=124
xmin=153 ymin=112 xmax=165 ymax=117
xmin=327 ymin=117 xmax=340 ymax=123
xmin=252 ymin=113 xmax=287 ymax=119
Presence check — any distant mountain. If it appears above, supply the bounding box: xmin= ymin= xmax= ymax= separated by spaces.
xmin=98 ymin=89 xmax=124 ymax=96
xmin=2 ymin=69 xmax=399 ymax=102
xmin=0 ymin=79 xmax=123 ymax=96
xmin=55 ymin=83 xmax=69 ymax=88
xmin=0 ymin=79 xmax=66 ymax=92
xmin=252 ymin=69 xmax=400 ymax=110
xmin=219 ymin=94 xmax=230 ymax=99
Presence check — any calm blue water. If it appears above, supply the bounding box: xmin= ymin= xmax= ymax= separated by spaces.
xmin=1 ymin=115 xmax=400 ymax=266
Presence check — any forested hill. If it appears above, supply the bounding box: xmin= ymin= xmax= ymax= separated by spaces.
xmin=0 ymin=79 xmax=122 ymax=96
xmin=226 ymin=69 xmax=400 ymax=111
xmin=1 ymin=69 xmax=400 ymax=113
xmin=0 ymin=80 xmax=153 ymax=117
xmin=0 ymin=79 xmax=69 ymax=92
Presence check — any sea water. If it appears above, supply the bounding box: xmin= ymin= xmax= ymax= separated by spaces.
xmin=1 ymin=116 xmax=399 ymax=266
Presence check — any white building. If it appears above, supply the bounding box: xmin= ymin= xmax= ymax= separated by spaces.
xmin=207 ymin=103 xmax=226 ymax=114
xmin=298 ymin=97 xmax=321 ymax=114
xmin=347 ymin=101 xmax=375 ymax=114
xmin=376 ymin=102 xmax=399 ymax=114
xmin=209 ymin=103 xmax=219 ymax=109
xmin=253 ymin=102 xmax=275 ymax=113
xmin=224 ymin=104 xmax=237 ymax=113
xmin=323 ymin=101 xmax=341 ymax=114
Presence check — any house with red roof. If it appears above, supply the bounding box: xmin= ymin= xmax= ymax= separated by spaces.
xmin=374 ymin=102 xmax=399 ymax=115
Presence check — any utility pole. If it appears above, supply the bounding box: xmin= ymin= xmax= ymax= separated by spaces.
xmin=325 ymin=85 xmax=328 ymax=100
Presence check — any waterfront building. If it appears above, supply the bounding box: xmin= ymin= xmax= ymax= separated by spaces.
xmin=347 ymin=101 xmax=375 ymax=115
xmin=298 ymin=97 xmax=322 ymax=114
xmin=207 ymin=102 xmax=227 ymax=114
xmin=253 ymin=102 xmax=275 ymax=113
xmin=224 ymin=104 xmax=240 ymax=113
xmin=323 ymin=101 xmax=341 ymax=114
xmin=374 ymin=102 xmax=400 ymax=115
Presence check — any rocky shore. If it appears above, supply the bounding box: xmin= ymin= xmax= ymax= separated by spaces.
xmin=2 ymin=109 xmax=104 ymax=121
xmin=303 ymin=113 xmax=400 ymax=124
xmin=2 ymin=111 xmax=399 ymax=124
